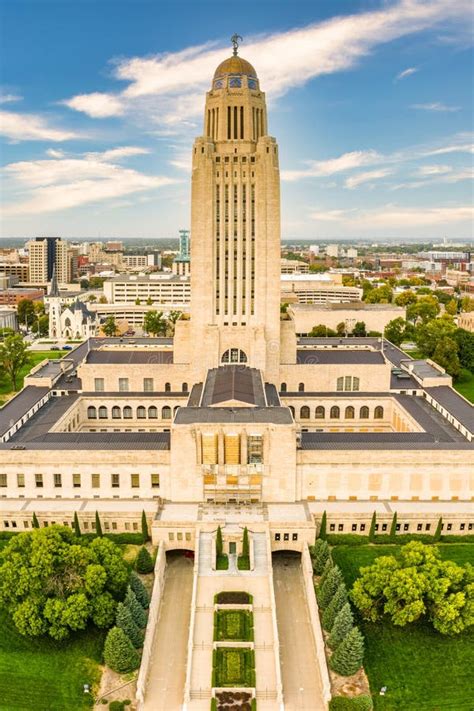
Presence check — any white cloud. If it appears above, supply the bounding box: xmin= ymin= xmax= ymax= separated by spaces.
xmin=282 ymin=150 xmax=382 ymax=182
xmin=3 ymin=149 xmax=177 ymax=216
xmin=345 ymin=168 xmax=393 ymax=189
xmin=411 ymin=102 xmax=461 ymax=112
xmin=0 ymin=110 xmax=80 ymax=142
xmin=0 ymin=93 xmax=22 ymax=104
xmin=88 ymin=146 xmax=150 ymax=161
xmin=63 ymin=92 xmax=125 ymax=118
xmin=46 ymin=149 xmax=65 ymax=158
xmin=310 ymin=204 xmax=473 ymax=227
xmin=417 ymin=164 xmax=453 ymax=175
xmin=395 ymin=66 xmax=418 ymax=80
xmin=391 ymin=167 xmax=473 ymax=190
xmin=63 ymin=0 xmax=472 ymax=133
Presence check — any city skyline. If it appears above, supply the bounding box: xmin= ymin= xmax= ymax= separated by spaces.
xmin=0 ymin=0 xmax=473 ymax=240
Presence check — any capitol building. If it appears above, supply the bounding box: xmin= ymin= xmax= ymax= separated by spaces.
xmin=0 ymin=42 xmax=472 ymax=710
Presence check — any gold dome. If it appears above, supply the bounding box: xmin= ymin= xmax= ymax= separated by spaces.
xmin=214 ymin=55 xmax=257 ymax=79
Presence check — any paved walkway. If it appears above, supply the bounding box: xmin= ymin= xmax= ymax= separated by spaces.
xmin=142 ymin=554 xmax=194 ymax=711
xmin=273 ymin=554 xmax=325 ymax=711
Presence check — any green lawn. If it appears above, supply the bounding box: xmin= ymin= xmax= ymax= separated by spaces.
xmin=454 ymin=369 xmax=474 ymax=403
xmin=0 ymin=350 xmax=64 ymax=404
xmin=213 ymin=647 xmax=255 ymax=687
xmin=0 ymin=607 xmax=104 ymax=711
xmin=214 ymin=610 xmax=254 ymax=642
xmin=332 ymin=543 xmax=474 ymax=710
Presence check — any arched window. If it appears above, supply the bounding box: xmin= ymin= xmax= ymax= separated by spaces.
xmin=330 ymin=406 xmax=340 ymax=419
xmin=337 ymin=376 xmax=360 ymax=392
xmin=315 ymin=406 xmax=325 ymax=419
xmin=98 ymin=406 xmax=107 ymax=419
xmin=112 ymin=406 xmax=121 ymax=419
xmin=360 ymin=406 xmax=369 ymax=419
xmin=221 ymin=348 xmax=247 ymax=364
xmin=300 ymin=406 xmax=310 ymax=419
xmin=289 ymin=406 xmax=295 ymax=418
xmin=65 ymin=317 xmax=71 ymax=328
xmin=87 ymin=406 xmax=97 ymax=419
xmin=165 ymin=382 xmax=171 ymax=392
xmin=148 ymin=406 xmax=158 ymax=419
xmin=374 ymin=405 xmax=384 ymax=419
xmin=298 ymin=383 xmax=305 ymax=392
xmin=182 ymin=382 xmax=188 ymax=393
xmin=280 ymin=383 xmax=287 ymax=392
xmin=345 ymin=406 xmax=355 ymax=419
xmin=137 ymin=406 xmax=146 ymax=419
xmin=162 ymin=406 xmax=171 ymax=420
xmin=174 ymin=405 xmax=180 ymax=415
xmin=123 ymin=406 xmax=133 ymax=419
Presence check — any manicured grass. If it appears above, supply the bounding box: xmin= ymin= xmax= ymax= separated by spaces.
xmin=213 ymin=647 xmax=255 ymax=687
xmin=215 ymin=610 xmax=254 ymax=642
xmin=0 ymin=607 xmax=104 ymax=710
xmin=0 ymin=350 xmax=64 ymax=403
xmin=216 ymin=554 xmax=229 ymax=570
xmin=454 ymin=369 xmax=474 ymax=403
xmin=332 ymin=543 xmax=474 ymax=710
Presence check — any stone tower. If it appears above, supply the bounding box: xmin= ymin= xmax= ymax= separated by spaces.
xmin=47 ymin=266 xmax=62 ymax=340
xmin=188 ymin=41 xmax=281 ymax=382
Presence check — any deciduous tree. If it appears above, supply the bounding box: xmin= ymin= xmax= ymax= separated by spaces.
xmin=0 ymin=334 xmax=29 ymax=390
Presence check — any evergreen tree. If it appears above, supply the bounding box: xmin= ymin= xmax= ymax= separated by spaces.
xmin=242 ymin=527 xmax=249 ymax=557
xmin=116 ymin=602 xmax=144 ymax=648
xmin=434 ymin=517 xmax=443 ymax=542
xmin=322 ymin=582 xmax=348 ymax=631
xmin=136 ymin=546 xmax=154 ymax=574
xmin=32 ymin=512 xmax=39 ymax=529
xmin=329 ymin=626 xmax=364 ymax=676
xmin=95 ymin=511 xmax=103 ymax=537
xmin=318 ymin=557 xmax=334 ymax=589
xmin=103 ymin=626 xmax=140 ymax=673
xmin=216 ymin=526 xmax=223 ymax=557
xmin=319 ymin=511 xmax=327 ymax=540
xmin=328 ymin=603 xmax=354 ymax=650
xmin=130 ymin=571 xmax=149 ymax=609
xmin=73 ymin=512 xmax=81 ymax=537
xmin=124 ymin=586 xmax=147 ymax=628
xmin=141 ymin=510 xmax=149 ymax=542
xmin=312 ymin=539 xmax=330 ymax=575
xmin=389 ymin=512 xmax=397 ymax=542
xmin=368 ymin=512 xmax=376 ymax=543
xmin=318 ymin=565 xmax=344 ymax=609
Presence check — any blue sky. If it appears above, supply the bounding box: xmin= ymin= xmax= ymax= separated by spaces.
xmin=0 ymin=0 xmax=472 ymax=241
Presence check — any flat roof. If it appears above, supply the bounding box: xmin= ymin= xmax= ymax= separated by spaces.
xmin=0 ymin=386 xmax=50 ymax=437
xmin=175 ymin=406 xmax=293 ymax=425
xmin=1 ymin=431 xmax=170 ymax=450
xmin=297 ymin=350 xmax=385 ymax=365
xmin=86 ymin=350 xmax=173 ymax=365
xmin=425 ymin=386 xmax=474 ymax=432
xmin=300 ymin=431 xmax=473 ymax=450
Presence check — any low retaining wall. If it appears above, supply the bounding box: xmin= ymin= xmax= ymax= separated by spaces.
xmin=265 ymin=528 xmax=284 ymax=709
xmin=135 ymin=543 xmax=166 ymax=706
xmin=183 ymin=528 xmax=201 ymax=704
xmin=301 ymin=543 xmax=332 ymax=707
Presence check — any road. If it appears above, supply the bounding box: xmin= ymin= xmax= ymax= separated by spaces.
xmin=142 ymin=553 xmax=194 ymax=711
xmin=273 ymin=553 xmax=324 ymax=711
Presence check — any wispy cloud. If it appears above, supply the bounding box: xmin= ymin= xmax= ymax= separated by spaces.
xmin=411 ymin=102 xmax=461 ymax=112
xmin=310 ymin=204 xmax=473 ymax=227
xmin=62 ymin=0 xmax=472 ymax=134
xmin=0 ymin=109 xmax=81 ymax=142
xmin=3 ymin=148 xmax=177 ymax=215
xmin=345 ymin=168 xmax=393 ymax=189
xmin=0 ymin=93 xmax=22 ymax=104
xmin=282 ymin=150 xmax=382 ymax=182
xmin=417 ymin=164 xmax=453 ymax=175
xmin=395 ymin=66 xmax=418 ymax=81
xmin=391 ymin=167 xmax=473 ymax=190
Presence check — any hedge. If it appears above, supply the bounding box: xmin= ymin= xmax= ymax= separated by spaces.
xmin=325 ymin=533 xmax=474 ymax=546
xmin=329 ymin=696 xmax=373 ymax=710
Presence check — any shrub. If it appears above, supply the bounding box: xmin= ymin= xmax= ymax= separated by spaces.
xmin=318 ymin=558 xmax=334 ymax=589
xmin=116 ymin=602 xmax=144 ymax=648
xmin=109 ymin=702 xmax=125 ymax=711
xmin=389 ymin=512 xmax=397 ymax=542
xmin=103 ymin=627 xmax=140 ymax=673
xmin=312 ymin=539 xmax=330 ymax=575
xmin=368 ymin=512 xmax=376 ymax=543
xmin=130 ymin=571 xmax=149 ymax=609
xmin=32 ymin=512 xmax=39 ymax=529
xmin=95 ymin=511 xmax=103 ymax=537
xmin=318 ymin=565 xmax=344 ymax=609
xmin=124 ymin=587 xmax=147 ymax=628
xmin=329 ymin=695 xmax=373 ymax=710
xmin=216 ymin=526 xmax=223 ymax=557
xmin=434 ymin=517 xmax=442 ymax=542
xmin=319 ymin=511 xmax=327 ymax=540
xmin=328 ymin=603 xmax=354 ymax=650
xmin=322 ymin=582 xmax=348 ymax=631
xmin=136 ymin=546 xmax=154 ymax=574
xmin=329 ymin=626 xmax=364 ymax=676
xmin=73 ymin=512 xmax=81 ymax=537
xmin=326 ymin=535 xmax=367 ymax=546
xmin=105 ymin=532 xmax=145 ymax=545
xmin=242 ymin=527 xmax=249 ymax=557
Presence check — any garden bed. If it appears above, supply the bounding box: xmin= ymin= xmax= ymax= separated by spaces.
xmin=212 ymin=647 xmax=255 ymax=688
xmin=214 ymin=610 xmax=254 ymax=642
xmin=215 ymin=591 xmax=253 ymax=605
xmin=213 ymin=689 xmax=256 ymax=710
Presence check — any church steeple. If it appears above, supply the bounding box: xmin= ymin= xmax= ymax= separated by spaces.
xmin=48 ymin=265 xmax=59 ymax=297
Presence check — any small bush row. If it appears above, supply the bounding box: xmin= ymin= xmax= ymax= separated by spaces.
xmin=329 ymin=695 xmax=373 ymax=710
